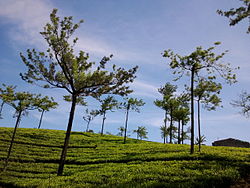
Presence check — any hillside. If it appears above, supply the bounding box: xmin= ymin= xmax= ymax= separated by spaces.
xmin=0 ymin=127 xmax=250 ymax=188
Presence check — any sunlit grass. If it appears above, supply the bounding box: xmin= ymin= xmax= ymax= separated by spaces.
xmin=0 ymin=127 xmax=249 ymax=187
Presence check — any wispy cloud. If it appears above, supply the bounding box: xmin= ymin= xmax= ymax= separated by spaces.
xmin=0 ymin=1 xmax=145 ymax=64
xmin=0 ymin=0 xmax=53 ymax=47
xmin=130 ymin=80 xmax=160 ymax=98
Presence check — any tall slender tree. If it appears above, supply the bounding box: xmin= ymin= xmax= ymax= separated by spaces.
xmin=121 ymin=98 xmax=145 ymax=144
xmin=36 ymin=96 xmax=58 ymax=129
xmin=20 ymin=9 xmax=138 ymax=175
xmin=96 ymin=96 xmax=118 ymax=135
xmin=160 ymin=125 xmax=169 ymax=143
xmin=163 ymin=42 xmax=237 ymax=153
xmin=0 ymin=85 xmax=52 ymax=171
xmin=193 ymin=78 xmax=222 ymax=151
xmin=167 ymin=97 xmax=181 ymax=144
xmin=82 ymin=109 xmax=98 ymax=132
xmin=173 ymin=93 xmax=190 ymax=144
xmin=154 ymin=83 xmax=177 ymax=144
xmin=173 ymin=106 xmax=190 ymax=144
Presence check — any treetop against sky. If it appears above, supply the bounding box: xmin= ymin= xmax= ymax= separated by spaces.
xmin=0 ymin=0 xmax=249 ymax=145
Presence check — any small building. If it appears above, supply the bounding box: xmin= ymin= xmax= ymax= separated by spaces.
xmin=212 ymin=138 xmax=250 ymax=148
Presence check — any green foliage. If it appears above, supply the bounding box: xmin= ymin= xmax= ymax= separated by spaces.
xmin=0 ymin=84 xmax=53 ymax=115
xmin=0 ymin=84 xmax=17 ymax=119
xmin=0 ymin=127 xmax=249 ymax=187
xmin=97 ymin=96 xmax=119 ymax=115
xmin=121 ymin=97 xmax=145 ymax=112
xmin=163 ymin=42 xmax=238 ymax=153
xmin=133 ymin=126 xmax=148 ymax=140
xmin=19 ymin=9 xmax=138 ymax=175
xmin=121 ymin=97 xmax=145 ymax=143
xmin=195 ymin=135 xmax=207 ymax=145
xmin=231 ymin=91 xmax=250 ymax=117
xmin=217 ymin=0 xmax=250 ymax=33
xmin=117 ymin=126 xmax=125 ymax=136
xmin=63 ymin=95 xmax=87 ymax=106
xmin=36 ymin=96 xmax=58 ymax=112
xmin=193 ymin=78 xmax=222 ymax=111
xmin=20 ymin=9 xmax=138 ymax=99
xmin=163 ymin=43 xmax=238 ymax=84
xmin=82 ymin=109 xmax=98 ymax=132
xmin=154 ymin=83 xmax=177 ymax=112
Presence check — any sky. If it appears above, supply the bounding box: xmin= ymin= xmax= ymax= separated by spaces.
xmin=0 ymin=0 xmax=249 ymax=145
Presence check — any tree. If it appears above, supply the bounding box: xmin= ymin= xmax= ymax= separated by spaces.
xmin=20 ymin=9 xmax=138 ymax=175
xmin=154 ymin=83 xmax=177 ymax=144
xmin=82 ymin=109 xmax=98 ymax=132
xmin=218 ymin=1 xmax=250 ymax=118
xmin=133 ymin=126 xmax=148 ymax=140
xmin=173 ymin=106 xmax=190 ymax=144
xmin=172 ymin=93 xmax=190 ymax=144
xmin=117 ymin=126 xmax=125 ymax=136
xmin=163 ymin=42 xmax=237 ymax=153
xmin=36 ymin=96 xmax=58 ymax=129
xmin=217 ymin=0 xmax=250 ymax=33
xmin=231 ymin=91 xmax=250 ymax=117
xmin=96 ymin=96 xmax=118 ymax=135
xmin=167 ymin=97 xmax=181 ymax=144
xmin=0 ymin=85 xmax=51 ymax=171
xmin=195 ymin=135 xmax=207 ymax=146
xmin=121 ymin=98 xmax=145 ymax=144
xmin=193 ymin=78 xmax=222 ymax=151
xmin=0 ymin=84 xmax=16 ymax=119
xmin=181 ymin=130 xmax=190 ymax=144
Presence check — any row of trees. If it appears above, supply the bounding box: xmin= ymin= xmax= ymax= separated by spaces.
xmin=155 ymin=79 xmax=222 ymax=151
xmin=161 ymin=42 xmax=238 ymax=154
xmin=0 ymin=84 xmax=57 ymax=170
xmin=1 ymin=1 xmax=249 ymax=175
xmin=157 ymin=0 xmax=250 ymax=153
xmin=82 ymin=96 xmax=145 ymax=144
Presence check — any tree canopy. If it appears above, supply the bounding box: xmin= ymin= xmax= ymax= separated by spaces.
xmin=217 ymin=0 xmax=250 ymax=33
xmin=20 ymin=9 xmax=139 ymax=176
xmin=163 ymin=42 xmax=238 ymax=153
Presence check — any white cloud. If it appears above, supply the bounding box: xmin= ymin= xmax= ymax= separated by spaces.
xmin=130 ymin=80 xmax=160 ymax=98
xmin=0 ymin=0 xmax=53 ymax=47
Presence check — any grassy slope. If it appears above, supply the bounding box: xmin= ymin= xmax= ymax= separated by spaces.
xmin=0 ymin=127 xmax=250 ymax=188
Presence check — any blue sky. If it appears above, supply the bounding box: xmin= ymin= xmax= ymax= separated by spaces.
xmin=0 ymin=0 xmax=249 ymax=145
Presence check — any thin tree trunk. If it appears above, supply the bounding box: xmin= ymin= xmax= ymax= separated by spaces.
xmin=198 ymin=99 xmax=201 ymax=152
xmin=86 ymin=120 xmax=90 ymax=132
xmin=123 ymin=104 xmax=130 ymax=144
xmin=190 ymin=67 xmax=195 ymax=154
xmin=3 ymin=110 xmax=22 ymax=171
xmin=169 ymin=108 xmax=173 ymax=144
xmin=101 ymin=111 xmax=106 ymax=136
xmin=57 ymin=94 xmax=77 ymax=176
xmin=181 ymin=119 xmax=184 ymax=144
xmin=0 ymin=101 xmax=4 ymax=119
xmin=178 ymin=120 xmax=181 ymax=144
xmin=163 ymin=110 xmax=167 ymax=144
xmin=38 ymin=109 xmax=45 ymax=129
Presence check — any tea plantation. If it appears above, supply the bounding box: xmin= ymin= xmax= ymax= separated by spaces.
xmin=0 ymin=127 xmax=250 ymax=187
